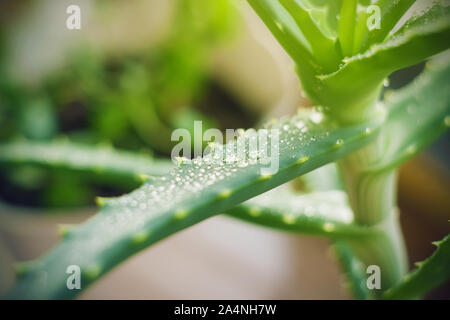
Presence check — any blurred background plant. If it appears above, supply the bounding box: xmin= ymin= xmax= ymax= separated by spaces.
xmin=0 ymin=0 xmax=262 ymax=208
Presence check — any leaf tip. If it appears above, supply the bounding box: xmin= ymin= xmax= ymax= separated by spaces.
xmin=432 ymin=240 xmax=442 ymax=247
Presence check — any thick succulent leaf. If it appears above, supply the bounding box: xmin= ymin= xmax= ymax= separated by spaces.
xmin=358 ymin=0 xmax=416 ymax=53
xmin=0 ymin=139 xmax=346 ymax=193
xmin=299 ymin=0 xmax=343 ymax=39
xmin=383 ymin=234 xmax=450 ymax=300
xmin=0 ymin=139 xmax=374 ymax=240
xmin=394 ymin=0 xmax=449 ymax=37
xmin=367 ymin=51 xmax=450 ymax=172
xmin=0 ymin=140 xmax=173 ymax=180
xmin=4 ymin=51 xmax=449 ymax=297
xmin=247 ymin=0 xmax=347 ymax=90
xmin=247 ymin=0 xmax=318 ymax=73
xmin=338 ymin=0 xmax=358 ymax=57
xmin=300 ymin=163 xmax=370 ymax=300
xmin=0 ymin=139 xmax=377 ymax=241
xmin=6 ymin=111 xmax=381 ymax=299
xmin=246 ymin=0 xmax=342 ymax=105
xmin=227 ymin=186 xmax=380 ymax=239
xmin=0 ymin=141 xmax=376 ymax=238
xmin=318 ymin=2 xmax=450 ymax=116
xmin=333 ymin=241 xmax=370 ymax=300
xmin=279 ymin=0 xmax=341 ymax=71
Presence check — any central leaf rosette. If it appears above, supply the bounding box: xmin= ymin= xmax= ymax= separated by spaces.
xmin=249 ymin=0 xmax=450 ymax=124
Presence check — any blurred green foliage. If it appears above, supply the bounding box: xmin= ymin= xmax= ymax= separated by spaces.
xmin=0 ymin=0 xmax=251 ymax=209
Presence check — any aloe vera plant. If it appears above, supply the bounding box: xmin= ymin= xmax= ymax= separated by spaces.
xmin=2 ymin=0 xmax=450 ymax=299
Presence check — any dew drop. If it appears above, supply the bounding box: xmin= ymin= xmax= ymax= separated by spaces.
xmin=237 ymin=161 xmax=249 ymax=168
xmin=304 ymin=206 xmax=315 ymax=217
xmin=335 ymin=139 xmax=344 ymax=148
xmin=295 ymin=120 xmax=305 ymax=129
xmin=309 ymin=110 xmax=324 ymax=124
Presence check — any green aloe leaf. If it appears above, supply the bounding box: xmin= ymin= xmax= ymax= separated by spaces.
xmin=0 ymin=140 xmax=173 ymax=182
xmin=338 ymin=0 xmax=358 ymax=57
xmin=368 ymin=52 xmax=450 ymax=173
xmin=0 ymin=139 xmax=346 ymax=194
xmin=358 ymin=0 xmax=416 ymax=53
xmin=0 ymin=140 xmax=377 ymax=240
xmin=333 ymin=241 xmax=370 ymax=300
xmin=298 ymin=0 xmax=342 ymax=39
xmin=227 ymin=186 xmax=379 ymax=239
xmin=383 ymin=234 xmax=450 ymax=300
xmin=3 ymin=53 xmax=449 ymax=298
xmin=6 ymin=111 xmax=381 ymax=299
xmin=279 ymin=0 xmax=341 ymax=71
xmin=0 ymin=142 xmax=379 ymax=243
xmin=5 ymin=49 xmax=448 ymax=189
xmin=246 ymin=0 xmax=342 ymax=108
xmin=296 ymin=156 xmax=370 ymax=300
xmin=319 ymin=2 xmax=450 ymax=120
xmin=247 ymin=0 xmax=318 ymax=73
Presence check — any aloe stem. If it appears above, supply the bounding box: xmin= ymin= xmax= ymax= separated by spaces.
xmin=338 ymin=133 xmax=408 ymax=293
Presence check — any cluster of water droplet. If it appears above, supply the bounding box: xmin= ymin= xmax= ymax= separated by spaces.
xmin=246 ymin=187 xmax=353 ymax=224
xmin=104 ymin=109 xmax=330 ymax=228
